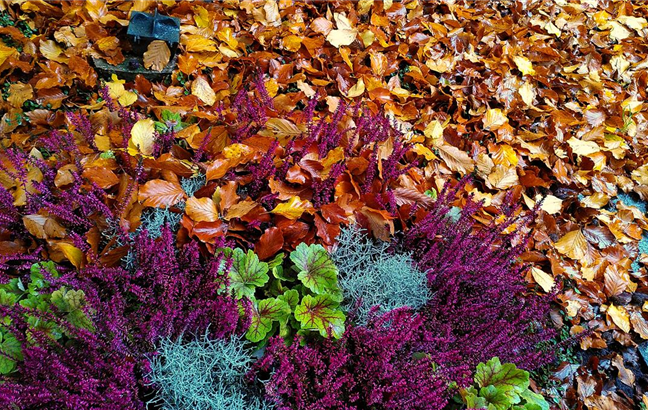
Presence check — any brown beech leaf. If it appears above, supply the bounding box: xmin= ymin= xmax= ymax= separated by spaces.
xmin=82 ymin=167 xmax=119 ymax=189
xmin=271 ymin=196 xmax=314 ymax=220
xmin=143 ymin=40 xmax=170 ymax=71
xmin=255 ymin=227 xmax=284 ymax=260
xmin=225 ymin=199 xmax=258 ymax=220
xmin=554 ymin=229 xmax=588 ymax=260
xmin=186 ymin=196 xmax=218 ymax=223
xmin=437 ymin=143 xmax=475 ymax=175
xmin=138 ymin=179 xmax=186 ymax=208
xmin=23 ymin=215 xmax=66 ymax=239
xmin=392 ymin=188 xmax=434 ymax=209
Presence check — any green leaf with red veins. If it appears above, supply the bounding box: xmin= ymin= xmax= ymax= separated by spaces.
xmin=294 ymin=294 xmax=345 ymax=338
xmin=289 ymin=243 xmax=339 ymax=295
xmin=246 ymin=297 xmax=291 ymax=343
xmin=229 ymin=249 xmax=269 ymax=299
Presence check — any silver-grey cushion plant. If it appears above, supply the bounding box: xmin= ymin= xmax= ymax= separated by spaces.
xmin=331 ymin=224 xmax=430 ymax=324
xmin=146 ymin=332 xmax=272 ymax=410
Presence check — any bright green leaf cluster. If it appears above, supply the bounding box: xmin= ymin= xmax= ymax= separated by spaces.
xmin=0 ymin=261 xmax=94 ymax=375
xmin=225 ymin=244 xmax=345 ymax=345
xmin=154 ymin=110 xmax=186 ymax=133
xmin=463 ymin=358 xmax=549 ymax=410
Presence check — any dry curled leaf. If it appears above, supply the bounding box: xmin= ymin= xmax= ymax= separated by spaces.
xmin=143 ymin=40 xmax=170 ymax=71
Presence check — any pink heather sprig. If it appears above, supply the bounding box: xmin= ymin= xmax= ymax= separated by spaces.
xmin=99 ymin=85 xmax=117 ymax=112
xmin=248 ymin=139 xmax=280 ymax=196
xmin=399 ymin=178 xmax=556 ymax=371
xmin=67 ymin=111 xmax=96 ymax=150
xmin=254 ymin=307 xmax=466 ymax=410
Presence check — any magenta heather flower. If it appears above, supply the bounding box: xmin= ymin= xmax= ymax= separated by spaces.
xmin=399 ymin=179 xmax=555 ymax=371
xmin=254 ymin=307 xmax=469 ymax=410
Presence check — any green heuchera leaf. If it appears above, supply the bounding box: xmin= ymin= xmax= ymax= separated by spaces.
xmin=0 ymin=331 xmax=22 ymax=375
xmin=290 ymin=243 xmax=338 ymax=295
xmin=479 ymin=385 xmax=514 ymax=410
xmin=464 ymin=386 xmax=487 ymax=409
xmin=520 ymin=390 xmax=549 ymax=410
xmin=294 ymin=294 xmax=345 ymax=338
xmin=229 ymin=249 xmax=269 ymax=299
xmin=278 ymin=289 xmax=299 ymax=310
xmin=475 ymin=357 xmax=530 ymax=393
xmin=50 ymin=287 xmax=94 ymax=332
xmin=246 ymin=297 xmax=290 ymax=343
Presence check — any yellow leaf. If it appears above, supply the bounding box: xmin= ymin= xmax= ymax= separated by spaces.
xmin=57 ymin=243 xmax=85 ymax=269
xmin=437 ymin=143 xmax=475 ymax=175
xmin=631 ymin=164 xmax=648 ymax=185
xmin=567 ymin=137 xmax=600 ymax=156
xmin=271 ymin=196 xmax=313 ymax=219
xmin=217 ymin=27 xmax=238 ymax=49
xmin=531 ymin=266 xmax=555 ymax=292
xmin=424 ymin=120 xmax=444 ymax=142
xmin=194 ymin=5 xmax=210 ymax=28
xmin=321 ymin=147 xmax=344 ymax=177
xmin=327 ymin=29 xmax=357 ymax=47
xmin=143 ymin=40 xmax=171 ymax=71
xmin=222 ymin=143 xmax=253 ymax=160
xmin=105 ymin=75 xmax=137 ymax=107
xmin=519 ymin=81 xmax=535 ymax=106
xmin=118 ymin=91 xmax=138 ymax=106
xmin=357 ymin=0 xmax=374 ymax=14
xmin=608 ymin=304 xmax=631 ymax=333
xmin=182 ymin=34 xmax=217 ymax=52
xmin=191 ymin=76 xmax=216 ymax=106
xmin=263 ymin=0 xmax=281 ymax=26
xmin=609 ymin=21 xmax=631 ymax=41
xmin=483 ymin=108 xmax=508 ymax=131
xmin=40 ymin=39 xmax=68 ymax=63
xmin=0 ymin=44 xmax=18 ymax=67
xmin=540 ymin=195 xmax=563 ymax=214
xmin=554 ymin=229 xmax=588 ymax=260
xmin=513 ymin=55 xmax=536 ymax=76
xmin=618 ymin=15 xmax=648 ymax=32
xmin=412 ymin=144 xmax=436 ymax=161
xmin=283 ymin=35 xmax=302 ymax=52
xmin=345 ymin=78 xmax=365 ymax=98
xmin=186 ymin=196 xmax=218 ymax=223
xmin=486 ymin=165 xmax=518 ymax=190
xmin=129 ymin=119 xmax=156 ymax=156
xmin=7 ymin=83 xmax=33 ymax=108
xmin=265 ymin=78 xmax=279 ymax=98
xmin=580 ymin=193 xmax=610 ymax=209
xmin=565 ymin=300 xmax=581 ymax=318
xmin=360 ymin=29 xmax=375 ymax=47
xmin=544 ymin=21 xmax=561 ymax=36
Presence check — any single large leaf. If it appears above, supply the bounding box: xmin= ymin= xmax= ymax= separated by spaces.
xmin=229 ymin=249 xmax=269 ymax=299
xmin=143 ymin=40 xmax=171 ymax=71
xmin=475 ymin=357 xmax=529 ymax=393
xmin=294 ymin=294 xmax=345 ymax=338
xmin=138 ymin=179 xmax=187 ymax=208
xmin=290 ymin=243 xmax=338 ymax=295
xmin=246 ymin=297 xmax=290 ymax=343
xmin=479 ymin=385 xmax=515 ymax=410
xmin=0 ymin=332 xmax=22 ymax=375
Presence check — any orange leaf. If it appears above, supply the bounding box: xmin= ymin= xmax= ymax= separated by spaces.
xmin=186 ymin=196 xmax=218 ymax=223
xmin=143 ymin=40 xmax=171 ymax=71
xmin=554 ymin=229 xmax=588 ymax=260
xmin=138 ymin=179 xmax=186 ymax=208
xmin=271 ymin=196 xmax=313 ymax=220
xmin=57 ymin=243 xmax=85 ymax=269
xmin=437 ymin=143 xmax=475 ymax=175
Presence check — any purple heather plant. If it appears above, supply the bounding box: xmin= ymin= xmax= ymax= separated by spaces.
xmin=79 ymin=225 xmax=245 ymax=355
xmin=399 ymin=179 xmax=556 ymax=371
xmin=253 ymin=307 xmax=469 ymax=410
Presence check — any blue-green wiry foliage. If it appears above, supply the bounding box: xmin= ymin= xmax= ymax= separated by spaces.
xmin=331 ymin=225 xmax=430 ymax=324
xmin=146 ymin=333 xmax=272 ymax=410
